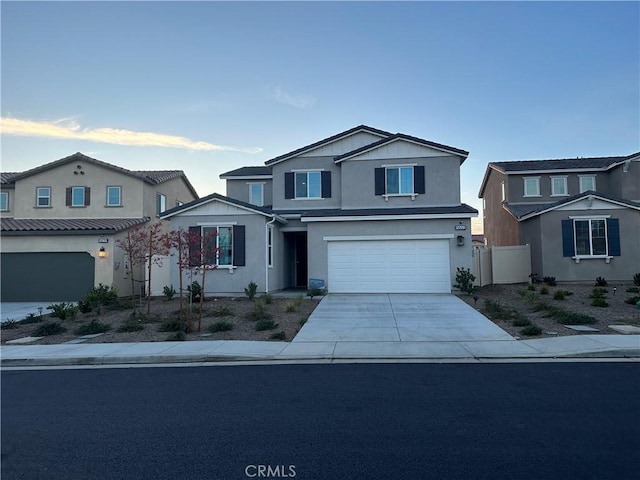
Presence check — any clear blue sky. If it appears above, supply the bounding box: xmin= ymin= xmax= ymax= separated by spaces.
xmin=2 ymin=1 xmax=639 ymax=231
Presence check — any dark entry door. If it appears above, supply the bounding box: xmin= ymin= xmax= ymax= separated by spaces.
xmin=294 ymin=233 xmax=308 ymax=288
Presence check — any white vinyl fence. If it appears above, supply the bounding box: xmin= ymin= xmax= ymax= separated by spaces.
xmin=473 ymin=244 xmax=531 ymax=286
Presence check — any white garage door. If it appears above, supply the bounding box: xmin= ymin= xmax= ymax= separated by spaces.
xmin=327 ymin=239 xmax=451 ymax=293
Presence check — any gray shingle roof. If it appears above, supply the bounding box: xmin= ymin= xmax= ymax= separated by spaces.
xmin=160 ymin=192 xmax=278 ymax=219
xmin=1 ymin=173 xmax=19 ymax=185
xmin=264 ymin=125 xmax=392 ymax=166
xmin=219 ymin=166 xmax=271 ymax=178
xmin=0 ymin=217 xmax=150 ymax=234
xmin=276 ymin=204 xmax=478 ymax=217
xmin=491 ymin=155 xmax=629 ymax=172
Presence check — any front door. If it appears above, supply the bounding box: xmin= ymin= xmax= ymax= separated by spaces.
xmin=294 ymin=232 xmax=308 ymax=288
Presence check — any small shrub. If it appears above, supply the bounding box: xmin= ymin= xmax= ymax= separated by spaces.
xmin=307 ymin=288 xmax=326 ymax=299
xmin=211 ymin=306 xmax=234 ymax=317
xmin=47 ymin=302 xmax=78 ymax=321
xmin=527 ymin=284 xmax=536 ymax=291
xmin=269 ymin=331 xmax=287 ymax=340
xmin=512 ymin=317 xmax=532 ymax=327
xmin=482 ymin=300 xmax=517 ymax=321
xmin=244 ymin=281 xmax=258 ymax=300
xmin=158 ymin=318 xmax=183 ymax=332
xmin=595 ymin=276 xmax=608 ymax=287
xmin=33 ymin=322 xmax=67 ymax=336
xmin=117 ymin=318 xmax=145 ymax=333
xmin=187 ymin=281 xmax=202 ymax=301
xmin=162 ymin=285 xmax=176 ymax=301
xmin=255 ymin=319 xmax=278 ymax=331
xmin=626 ymin=287 xmax=640 ymax=293
xmin=543 ymin=276 xmax=557 ymax=286
xmin=209 ymin=321 xmax=234 ymax=333
xmin=553 ymin=290 xmax=566 ymax=300
xmin=520 ymin=324 xmax=542 ymax=336
xmin=77 ymin=300 xmax=93 ymax=314
xmin=539 ymin=286 xmax=549 ymax=295
xmin=555 ymin=311 xmax=597 ymax=325
xmin=19 ymin=313 xmax=42 ymax=324
xmin=453 ymin=267 xmax=477 ymax=295
xmin=261 ymin=294 xmax=273 ymax=305
xmin=75 ymin=320 xmax=111 ymax=336
xmin=1 ymin=319 xmax=19 ymax=330
xmin=591 ymin=297 xmax=609 ymax=308
xmin=633 ymin=273 xmax=640 ymax=286
xmin=166 ymin=331 xmax=186 ymax=341
xmin=590 ymin=288 xmax=607 ymax=299
xmin=247 ymin=302 xmax=271 ymax=321
xmin=624 ymin=296 xmax=640 ymax=305
xmin=285 ymin=295 xmax=304 ymax=312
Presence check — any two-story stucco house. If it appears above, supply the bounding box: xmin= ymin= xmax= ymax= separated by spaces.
xmin=478 ymin=153 xmax=640 ymax=282
xmin=161 ymin=125 xmax=478 ymax=294
xmin=0 ymin=152 xmax=198 ymax=301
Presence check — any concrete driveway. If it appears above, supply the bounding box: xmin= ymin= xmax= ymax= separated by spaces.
xmin=293 ymin=294 xmax=514 ymax=342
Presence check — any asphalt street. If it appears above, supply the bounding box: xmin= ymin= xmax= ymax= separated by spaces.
xmin=2 ymin=362 xmax=639 ymax=480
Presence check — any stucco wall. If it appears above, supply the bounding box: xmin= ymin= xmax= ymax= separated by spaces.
xmin=225 ymin=179 xmax=274 ymax=206
xmin=143 ymin=175 xmax=198 ymax=218
xmin=306 ymin=218 xmax=473 ymax=289
xmin=507 ymin=172 xmax=612 ymax=203
xmin=482 ymin=169 xmax=520 ymax=246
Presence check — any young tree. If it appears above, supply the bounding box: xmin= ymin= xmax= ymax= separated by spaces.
xmin=168 ymin=228 xmax=200 ymax=332
xmin=194 ymin=229 xmax=220 ymax=332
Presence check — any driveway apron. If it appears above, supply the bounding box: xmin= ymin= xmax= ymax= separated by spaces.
xmin=293 ymin=294 xmax=514 ymax=342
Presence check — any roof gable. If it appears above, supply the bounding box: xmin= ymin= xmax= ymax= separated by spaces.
xmin=334 ymin=133 xmax=469 ymax=163
xmin=219 ymin=166 xmax=272 ymax=179
xmin=264 ymin=125 xmax=391 ymax=166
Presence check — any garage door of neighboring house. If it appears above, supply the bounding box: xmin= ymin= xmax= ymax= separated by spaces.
xmin=327 ymin=239 xmax=451 ymax=293
xmin=1 ymin=252 xmax=95 ymax=302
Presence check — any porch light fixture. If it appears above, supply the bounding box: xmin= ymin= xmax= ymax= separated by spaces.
xmin=98 ymin=246 xmax=107 ymax=258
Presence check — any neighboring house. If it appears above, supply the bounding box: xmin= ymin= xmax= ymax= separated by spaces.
xmin=0 ymin=152 xmax=198 ymax=301
xmin=478 ymin=153 xmax=640 ymax=281
xmin=161 ymin=125 xmax=477 ymax=294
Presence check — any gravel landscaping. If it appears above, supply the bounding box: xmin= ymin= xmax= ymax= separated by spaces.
xmin=457 ymin=282 xmax=640 ymax=338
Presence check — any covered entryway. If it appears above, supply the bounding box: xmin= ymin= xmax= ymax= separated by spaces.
xmin=1 ymin=252 xmax=95 ymax=302
xmin=327 ymin=239 xmax=451 ymax=293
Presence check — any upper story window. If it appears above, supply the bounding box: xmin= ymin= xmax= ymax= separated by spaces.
xmin=523 ymin=177 xmax=540 ymax=197
xmin=0 ymin=192 xmax=8 ymax=211
xmin=249 ymin=183 xmax=264 ymax=206
xmin=156 ymin=193 xmax=166 ymax=216
xmin=579 ymin=175 xmax=596 ymax=193
xmin=551 ymin=176 xmax=568 ymax=196
xmin=37 ymin=187 xmax=51 ymax=207
xmin=106 ymin=186 xmax=122 ymax=206
xmin=296 ymin=171 xmax=321 ymax=199
xmin=65 ymin=187 xmax=90 ymax=207
xmin=500 ymin=182 xmax=505 ymax=202
xmin=374 ymin=166 xmax=425 ymax=198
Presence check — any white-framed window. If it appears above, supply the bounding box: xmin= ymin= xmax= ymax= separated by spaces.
xmin=386 ymin=166 xmax=414 ymax=195
xmin=551 ymin=176 xmax=568 ymax=196
xmin=579 ymin=175 xmax=596 ymax=193
xmin=574 ymin=218 xmax=608 ymax=257
xmin=295 ymin=171 xmax=321 ymax=199
xmin=71 ymin=187 xmax=85 ymax=206
xmin=249 ymin=183 xmax=264 ymax=206
xmin=106 ymin=186 xmax=121 ymax=206
xmin=267 ymin=225 xmax=273 ymax=268
xmin=202 ymin=226 xmax=233 ymax=266
xmin=0 ymin=192 xmax=8 ymax=211
xmin=500 ymin=182 xmax=505 ymax=202
xmin=37 ymin=187 xmax=51 ymax=207
xmin=156 ymin=193 xmax=166 ymax=216
xmin=523 ymin=177 xmax=540 ymax=197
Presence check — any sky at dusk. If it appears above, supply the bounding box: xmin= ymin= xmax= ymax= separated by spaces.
xmin=2 ymin=1 xmax=639 ymax=232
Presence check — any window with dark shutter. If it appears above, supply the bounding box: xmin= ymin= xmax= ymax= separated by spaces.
xmin=414 ymin=166 xmax=425 ymax=194
xmin=607 ymin=218 xmax=621 ymax=256
xmin=233 ymin=225 xmax=246 ymax=266
xmin=66 ymin=187 xmax=72 ymax=206
xmin=321 ymin=171 xmax=331 ymax=198
xmin=284 ymin=173 xmax=294 ymax=199
xmin=84 ymin=187 xmax=91 ymax=206
xmin=188 ymin=226 xmax=201 ymax=267
xmin=561 ymin=219 xmax=574 ymax=257
xmin=374 ymin=168 xmax=385 ymax=195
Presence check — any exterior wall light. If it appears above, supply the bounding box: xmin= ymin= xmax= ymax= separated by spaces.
xmin=98 ymin=246 xmax=107 ymax=258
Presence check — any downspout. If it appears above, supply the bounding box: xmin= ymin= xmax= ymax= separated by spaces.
xmin=265 ymin=216 xmax=277 ymax=293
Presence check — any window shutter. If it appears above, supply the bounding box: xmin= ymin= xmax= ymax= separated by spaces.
xmin=66 ymin=187 xmax=72 ymax=206
xmin=374 ymin=168 xmax=385 ymax=195
xmin=561 ymin=219 xmax=574 ymax=257
xmin=284 ymin=172 xmax=294 ymax=199
xmin=607 ymin=218 xmax=621 ymax=256
xmin=84 ymin=187 xmax=91 ymax=206
xmin=233 ymin=225 xmax=246 ymax=266
xmin=414 ymin=166 xmax=425 ymax=194
xmin=321 ymin=171 xmax=331 ymax=198
xmin=188 ymin=226 xmax=201 ymax=267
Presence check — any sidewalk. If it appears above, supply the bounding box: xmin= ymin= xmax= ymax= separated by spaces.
xmin=2 ymin=335 xmax=639 ymax=367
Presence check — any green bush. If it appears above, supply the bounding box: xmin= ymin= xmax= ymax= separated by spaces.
xmin=633 ymin=273 xmax=640 ymax=286
xmin=255 ymin=319 xmax=278 ymax=331
xmin=533 ymin=302 xmax=597 ymax=325
xmin=77 ymin=299 xmax=93 ymax=314
xmin=307 ymin=288 xmax=326 ymax=299
xmin=591 ymin=297 xmax=609 ymax=307
xmin=626 ymin=287 xmax=640 ymax=294
xmin=47 ymin=302 xmax=78 ymax=320
xmin=244 ymin=281 xmax=258 ymax=300
xmin=512 ymin=317 xmax=532 ymax=327
xmin=543 ymin=276 xmax=557 ymax=286
xmin=285 ymin=295 xmax=305 ymax=312
xmin=539 ymin=286 xmax=549 ymax=295
xmin=453 ymin=267 xmax=477 ymax=295
xmin=595 ymin=276 xmax=608 ymax=287
xmin=527 ymin=284 xmax=536 ymax=291
xmin=269 ymin=331 xmax=287 ymax=340
xmin=520 ymin=324 xmax=542 ymax=336
xmin=590 ymin=288 xmax=607 ymax=299
xmin=75 ymin=320 xmax=111 ymax=336
xmin=553 ymin=290 xmax=566 ymax=300
xmin=261 ymin=294 xmax=273 ymax=305
xmin=247 ymin=302 xmax=271 ymax=321
xmin=158 ymin=318 xmax=183 ymax=332
xmin=166 ymin=331 xmax=186 ymax=341
xmin=211 ymin=306 xmax=234 ymax=317
xmin=34 ymin=322 xmax=67 ymax=336
xmin=1 ymin=319 xmax=19 ymax=330
xmin=162 ymin=285 xmax=176 ymax=301
xmin=482 ymin=300 xmax=518 ymax=321
xmin=19 ymin=313 xmax=42 ymax=324
xmin=187 ymin=281 xmax=202 ymax=301
xmin=209 ymin=321 xmax=234 ymax=333
xmin=624 ymin=296 xmax=640 ymax=305
xmin=80 ymin=284 xmax=118 ymax=312
xmin=117 ymin=318 xmax=146 ymax=333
